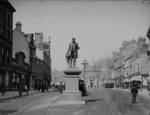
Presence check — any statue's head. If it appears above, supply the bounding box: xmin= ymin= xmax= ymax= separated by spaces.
xmin=72 ymin=37 xmax=76 ymax=43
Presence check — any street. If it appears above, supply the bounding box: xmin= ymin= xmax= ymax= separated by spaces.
xmin=0 ymin=91 xmax=59 ymax=115
xmin=83 ymin=88 xmax=150 ymax=115
xmin=0 ymin=88 xmax=150 ymax=115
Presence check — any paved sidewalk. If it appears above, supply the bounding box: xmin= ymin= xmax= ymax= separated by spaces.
xmin=0 ymin=90 xmax=38 ymax=100
xmin=0 ymin=88 xmax=58 ymax=100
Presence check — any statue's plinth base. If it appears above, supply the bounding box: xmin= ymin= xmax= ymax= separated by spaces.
xmin=54 ymin=67 xmax=85 ymax=106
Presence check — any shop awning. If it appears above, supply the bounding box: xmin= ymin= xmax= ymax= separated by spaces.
xmin=122 ymin=78 xmax=129 ymax=82
xmin=102 ymin=80 xmax=107 ymax=84
xmin=129 ymin=75 xmax=142 ymax=82
xmin=103 ymin=80 xmax=114 ymax=84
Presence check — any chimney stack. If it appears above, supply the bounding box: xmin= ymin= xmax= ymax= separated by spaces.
xmin=16 ymin=22 xmax=22 ymax=32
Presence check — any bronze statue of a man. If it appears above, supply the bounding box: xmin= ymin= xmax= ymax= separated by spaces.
xmin=147 ymin=26 xmax=150 ymax=39
xmin=66 ymin=38 xmax=80 ymax=68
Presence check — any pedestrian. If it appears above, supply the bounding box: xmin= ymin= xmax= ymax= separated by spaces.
xmin=41 ymin=83 xmax=45 ymax=92
xmin=60 ymin=81 xmax=63 ymax=94
xmin=17 ymin=81 xmax=23 ymax=96
xmin=37 ymin=84 xmax=41 ymax=91
xmin=131 ymin=81 xmax=139 ymax=103
xmin=34 ymin=84 xmax=37 ymax=91
xmin=1 ymin=82 xmax=6 ymax=96
xmin=25 ymin=85 xmax=28 ymax=95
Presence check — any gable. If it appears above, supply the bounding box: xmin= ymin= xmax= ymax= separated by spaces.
xmin=13 ymin=30 xmax=30 ymax=64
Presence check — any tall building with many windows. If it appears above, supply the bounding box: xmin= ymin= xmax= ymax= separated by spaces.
xmin=0 ymin=0 xmax=15 ymax=90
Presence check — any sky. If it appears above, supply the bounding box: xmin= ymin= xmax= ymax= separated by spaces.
xmin=10 ymin=0 xmax=150 ymax=71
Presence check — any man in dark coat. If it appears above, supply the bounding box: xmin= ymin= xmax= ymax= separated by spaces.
xmin=66 ymin=37 xmax=80 ymax=68
xmin=131 ymin=81 xmax=139 ymax=103
xmin=1 ymin=82 xmax=5 ymax=96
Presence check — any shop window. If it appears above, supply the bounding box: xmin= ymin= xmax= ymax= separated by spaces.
xmin=5 ymin=26 xmax=7 ymax=39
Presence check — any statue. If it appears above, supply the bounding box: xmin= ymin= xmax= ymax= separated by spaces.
xmin=147 ymin=26 xmax=150 ymax=39
xmin=66 ymin=37 xmax=80 ymax=68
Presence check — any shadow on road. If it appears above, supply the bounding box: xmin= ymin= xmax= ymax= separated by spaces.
xmin=0 ymin=109 xmax=18 ymax=115
xmin=0 ymin=95 xmax=22 ymax=103
xmin=85 ymin=98 xmax=104 ymax=104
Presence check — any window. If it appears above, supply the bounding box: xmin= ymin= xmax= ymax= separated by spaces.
xmin=5 ymin=26 xmax=8 ymax=39
xmin=9 ymin=52 xmax=12 ymax=64
xmin=2 ymin=48 xmax=4 ymax=55
xmin=3 ymin=10 xmax=6 ymax=22
xmin=7 ymin=50 xmax=10 ymax=64
xmin=0 ymin=23 xmax=2 ymax=37
xmin=2 ymin=48 xmax=5 ymax=63
xmin=8 ymin=14 xmax=11 ymax=28
xmin=0 ymin=8 xmax=2 ymax=22
xmin=138 ymin=64 xmax=140 ymax=72
xmin=4 ymin=49 xmax=7 ymax=64
xmin=3 ymin=10 xmax=6 ymax=38
xmin=3 ymin=24 xmax=6 ymax=38
xmin=9 ymin=30 xmax=12 ymax=41
xmin=0 ymin=47 xmax=2 ymax=63
xmin=7 ymin=29 xmax=10 ymax=40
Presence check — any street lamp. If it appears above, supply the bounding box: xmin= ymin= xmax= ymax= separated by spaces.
xmin=82 ymin=59 xmax=88 ymax=83
xmin=147 ymin=26 xmax=150 ymax=60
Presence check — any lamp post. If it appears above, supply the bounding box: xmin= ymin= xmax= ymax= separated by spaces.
xmin=147 ymin=26 xmax=150 ymax=59
xmin=82 ymin=59 xmax=88 ymax=83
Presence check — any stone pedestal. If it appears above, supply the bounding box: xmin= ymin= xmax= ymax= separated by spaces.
xmin=52 ymin=67 xmax=85 ymax=106
xmin=63 ymin=68 xmax=82 ymax=101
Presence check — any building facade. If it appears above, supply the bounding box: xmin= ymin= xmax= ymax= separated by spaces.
xmin=33 ymin=33 xmax=51 ymax=88
xmin=12 ymin=23 xmax=51 ymax=90
xmin=12 ymin=22 xmax=31 ymax=90
xmin=43 ymin=39 xmax=51 ymax=85
xmin=0 ymin=0 xmax=15 ymax=90
xmin=82 ymin=66 xmax=101 ymax=88
xmin=121 ymin=38 xmax=150 ymax=89
xmin=32 ymin=57 xmax=50 ymax=90
xmin=111 ymin=52 xmax=123 ymax=88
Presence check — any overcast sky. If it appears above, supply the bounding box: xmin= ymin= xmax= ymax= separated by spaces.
xmin=10 ymin=0 xmax=150 ymax=71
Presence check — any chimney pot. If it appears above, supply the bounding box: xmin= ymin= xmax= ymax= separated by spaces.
xmin=16 ymin=22 xmax=22 ymax=32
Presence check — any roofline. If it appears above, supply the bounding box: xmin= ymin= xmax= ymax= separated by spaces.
xmin=8 ymin=0 xmax=16 ymax=12
xmin=1 ymin=0 xmax=16 ymax=12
